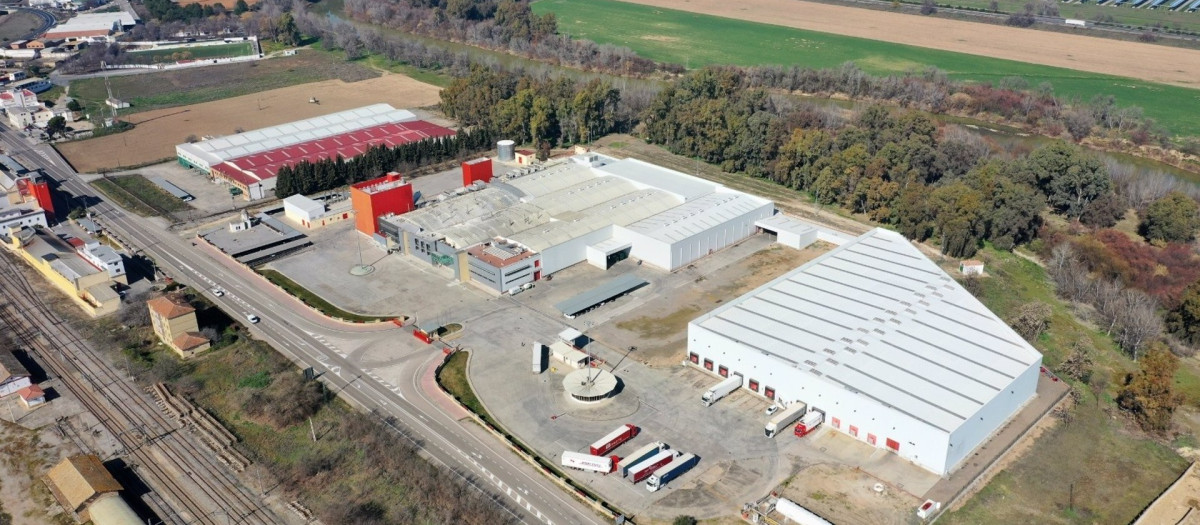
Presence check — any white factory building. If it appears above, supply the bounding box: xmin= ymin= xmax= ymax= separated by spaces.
xmin=379 ymin=153 xmax=774 ymax=292
xmin=686 ymin=228 xmax=1042 ymax=476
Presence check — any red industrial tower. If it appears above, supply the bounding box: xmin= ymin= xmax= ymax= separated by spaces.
xmin=351 ymin=172 xmax=414 ymax=236
xmin=461 ymin=157 xmax=493 ymax=187
xmin=16 ymin=175 xmax=54 ymax=220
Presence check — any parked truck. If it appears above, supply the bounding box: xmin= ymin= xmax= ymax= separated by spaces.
xmin=764 ymin=402 xmax=808 ymax=438
xmin=590 ymin=424 xmax=639 ymax=456
xmin=701 ymin=374 xmax=742 ymax=407
xmin=627 ymin=449 xmax=676 ymax=483
xmin=561 ymin=451 xmax=613 ymax=474
xmin=619 ymin=442 xmax=667 ymax=477
xmin=793 ymin=411 xmax=825 ymax=437
xmin=645 ymin=453 xmax=699 ymax=492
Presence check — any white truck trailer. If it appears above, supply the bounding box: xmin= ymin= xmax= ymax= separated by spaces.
xmin=701 ymin=374 xmax=742 ymax=406
xmin=764 ymin=402 xmax=808 ymax=438
xmin=561 ymin=451 xmax=612 ymax=473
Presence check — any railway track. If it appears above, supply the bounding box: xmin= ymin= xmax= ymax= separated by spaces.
xmin=0 ymin=255 xmax=279 ymax=525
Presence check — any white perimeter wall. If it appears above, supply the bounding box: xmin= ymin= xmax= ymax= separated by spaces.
xmin=616 ymin=200 xmax=773 ymax=271
xmin=945 ymin=359 xmax=1040 ymax=473
xmin=689 ymin=323 xmax=953 ymax=475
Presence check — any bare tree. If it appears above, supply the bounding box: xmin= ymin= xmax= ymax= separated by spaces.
xmin=1115 ymin=290 xmax=1161 ymax=360
xmin=119 ymin=290 xmax=153 ymax=327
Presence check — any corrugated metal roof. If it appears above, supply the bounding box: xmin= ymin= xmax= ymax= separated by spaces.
xmin=625 ymin=191 xmax=769 ymax=243
xmin=691 ymin=228 xmax=1042 ymax=433
xmin=755 ymin=214 xmax=818 ymax=236
xmin=175 ymin=104 xmax=416 ymax=167
xmin=510 ymin=189 xmax=680 ymax=252
xmin=595 ymin=158 xmax=716 ymax=201
xmin=555 ymin=274 xmax=648 ymax=315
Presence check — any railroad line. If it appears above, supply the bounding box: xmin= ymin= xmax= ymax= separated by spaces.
xmin=0 ymin=255 xmax=278 ymax=525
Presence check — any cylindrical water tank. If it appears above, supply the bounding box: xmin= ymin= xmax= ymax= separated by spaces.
xmin=497 ymin=140 xmax=515 ymax=162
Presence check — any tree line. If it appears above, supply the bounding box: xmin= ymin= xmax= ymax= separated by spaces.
xmin=274 ymin=127 xmax=494 ymax=196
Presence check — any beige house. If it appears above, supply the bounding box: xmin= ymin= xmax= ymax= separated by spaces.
xmin=147 ymin=295 xmax=210 ymax=358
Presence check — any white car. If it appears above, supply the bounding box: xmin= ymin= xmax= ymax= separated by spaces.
xmin=765 ymin=405 xmax=781 ymax=417
xmin=245 ymin=314 xmax=260 ymax=324
xmin=211 ymin=287 xmax=225 ymax=297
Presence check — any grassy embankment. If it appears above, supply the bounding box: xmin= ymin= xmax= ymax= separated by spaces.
xmin=90 ymin=174 xmax=191 ymax=217
xmin=67 ymin=49 xmax=378 ymax=116
xmin=534 ymin=0 xmax=1200 ymax=137
xmin=939 ymin=247 xmax=1192 ymax=524
xmin=257 ymin=269 xmax=395 ymax=323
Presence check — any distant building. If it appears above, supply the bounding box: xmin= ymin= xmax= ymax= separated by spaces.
xmin=0 ymin=88 xmax=40 ymax=109
xmin=282 ymin=194 xmax=351 ymax=229
xmin=18 ymin=384 xmax=45 ymax=408
xmin=0 ymin=350 xmax=32 ymax=397
xmin=45 ymin=455 xmax=140 ymax=525
xmin=146 ymin=295 xmax=210 ymax=358
xmin=350 ymin=172 xmax=413 ymax=237
xmin=960 ymin=259 xmax=985 ymax=276
xmin=8 ymin=78 xmax=51 ymax=94
xmin=42 ymin=12 xmax=138 ymax=42
xmin=2 ymin=226 xmax=122 ymax=317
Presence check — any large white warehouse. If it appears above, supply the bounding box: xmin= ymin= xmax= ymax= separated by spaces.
xmin=686 ymin=228 xmax=1042 ymax=476
xmin=379 ymin=153 xmax=774 ymax=292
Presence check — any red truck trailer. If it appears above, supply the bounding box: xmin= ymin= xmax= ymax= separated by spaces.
xmin=590 ymin=423 xmax=639 ymax=456
xmin=627 ymin=450 xmax=676 ymax=483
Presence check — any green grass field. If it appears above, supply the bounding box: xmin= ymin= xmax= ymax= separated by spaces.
xmin=91 ymin=174 xmax=191 ymax=216
xmin=126 ymin=42 xmax=255 ymax=62
xmin=533 ymin=0 xmax=1200 ymax=137
xmin=949 ymin=0 xmax=1200 ymax=35
xmin=68 ymin=49 xmax=378 ymax=115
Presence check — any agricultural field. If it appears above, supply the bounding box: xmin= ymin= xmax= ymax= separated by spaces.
xmin=57 ymin=71 xmax=442 ymax=172
xmin=534 ymin=0 xmax=1200 ymax=136
xmin=126 ymin=41 xmax=255 ymax=63
xmin=951 ymin=0 xmax=1200 ymax=34
xmin=67 ymin=49 xmax=377 ymax=116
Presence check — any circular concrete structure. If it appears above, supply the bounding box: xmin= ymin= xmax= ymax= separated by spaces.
xmin=563 ymin=368 xmax=618 ymax=403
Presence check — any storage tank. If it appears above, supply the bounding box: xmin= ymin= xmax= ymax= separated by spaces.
xmin=775 ymin=498 xmax=833 ymax=525
xmin=497 ymin=140 xmax=516 ymax=162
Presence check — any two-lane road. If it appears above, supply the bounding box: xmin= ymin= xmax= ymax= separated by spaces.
xmin=1 ymin=128 xmax=607 ymax=525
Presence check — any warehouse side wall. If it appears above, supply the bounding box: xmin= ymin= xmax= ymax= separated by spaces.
xmin=944 ymin=358 xmax=1041 ymax=474
xmin=688 ymin=322 xmax=953 ymax=475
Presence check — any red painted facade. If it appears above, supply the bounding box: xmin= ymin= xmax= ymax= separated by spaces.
xmin=352 ymin=172 xmax=414 ymax=236
xmin=461 ymin=157 xmax=493 ymax=187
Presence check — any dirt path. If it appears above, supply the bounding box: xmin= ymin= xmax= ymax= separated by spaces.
xmin=57 ymin=73 xmax=443 ymax=173
xmin=620 ymin=0 xmax=1200 ymax=88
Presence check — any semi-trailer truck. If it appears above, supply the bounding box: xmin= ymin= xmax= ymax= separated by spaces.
xmin=645 ymin=453 xmax=699 ymax=491
xmin=627 ymin=449 xmax=677 ymax=483
xmin=701 ymin=375 xmax=742 ymax=406
xmin=590 ymin=423 xmax=639 ymax=456
xmin=561 ymin=451 xmax=613 ymax=473
xmin=764 ymin=402 xmax=808 ymax=438
xmin=619 ymin=442 xmax=667 ymax=477
xmin=794 ymin=411 xmax=825 ymax=437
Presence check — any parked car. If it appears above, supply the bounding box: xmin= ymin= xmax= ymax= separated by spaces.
xmin=765 ymin=405 xmax=781 ymax=417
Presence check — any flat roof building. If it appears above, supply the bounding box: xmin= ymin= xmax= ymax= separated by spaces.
xmin=380 ymin=153 xmax=773 ymax=293
xmin=686 ymin=228 xmax=1042 ymax=476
